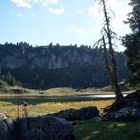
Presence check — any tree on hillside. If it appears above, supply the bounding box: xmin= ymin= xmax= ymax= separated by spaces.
xmin=94 ymin=0 xmax=123 ymax=112
xmin=0 ymin=70 xmax=21 ymax=86
xmin=122 ymin=0 xmax=140 ymax=88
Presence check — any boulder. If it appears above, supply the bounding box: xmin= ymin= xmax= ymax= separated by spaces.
xmin=52 ymin=106 xmax=99 ymax=121
xmin=0 ymin=115 xmax=75 ymax=140
xmin=106 ymin=107 xmax=140 ymax=121
xmin=0 ymin=119 xmax=17 ymax=140
xmin=17 ymin=116 xmax=75 ymax=140
xmin=106 ymin=112 xmax=128 ymax=121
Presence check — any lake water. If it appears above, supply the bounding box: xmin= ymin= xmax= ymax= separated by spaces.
xmin=0 ymin=94 xmax=125 ymax=105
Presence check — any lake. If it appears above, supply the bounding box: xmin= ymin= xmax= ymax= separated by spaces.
xmin=0 ymin=94 xmax=122 ymax=105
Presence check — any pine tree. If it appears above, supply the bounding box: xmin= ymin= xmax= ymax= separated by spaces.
xmin=122 ymin=0 xmax=140 ymax=87
xmin=6 ymin=71 xmax=13 ymax=85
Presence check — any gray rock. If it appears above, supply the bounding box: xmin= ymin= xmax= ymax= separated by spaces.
xmin=17 ymin=116 xmax=75 ymax=140
xmin=0 ymin=119 xmax=17 ymax=140
xmin=118 ymin=107 xmax=137 ymax=114
xmin=0 ymin=115 xmax=75 ymax=140
xmin=106 ymin=107 xmax=140 ymax=121
xmin=106 ymin=112 xmax=128 ymax=121
xmin=0 ymin=113 xmax=7 ymax=120
xmin=52 ymin=106 xmax=99 ymax=121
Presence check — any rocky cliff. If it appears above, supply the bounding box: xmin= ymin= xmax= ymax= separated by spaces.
xmin=0 ymin=42 xmax=129 ymax=89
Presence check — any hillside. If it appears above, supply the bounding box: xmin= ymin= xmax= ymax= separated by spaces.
xmin=0 ymin=42 xmax=129 ymax=89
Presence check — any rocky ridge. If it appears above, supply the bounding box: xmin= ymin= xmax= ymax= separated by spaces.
xmin=0 ymin=43 xmax=129 ymax=89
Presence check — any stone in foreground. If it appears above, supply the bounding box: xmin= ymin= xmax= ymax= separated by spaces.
xmin=0 ymin=120 xmax=17 ymax=140
xmin=106 ymin=107 xmax=140 ymax=121
xmin=52 ymin=106 xmax=99 ymax=121
xmin=0 ymin=115 xmax=75 ymax=140
xmin=17 ymin=116 xmax=75 ymax=140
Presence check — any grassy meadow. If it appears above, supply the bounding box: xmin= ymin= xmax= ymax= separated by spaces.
xmin=0 ymin=100 xmax=113 ymax=118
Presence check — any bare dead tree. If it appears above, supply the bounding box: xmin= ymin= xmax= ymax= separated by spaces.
xmin=102 ymin=0 xmax=122 ymax=95
xmin=94 ymin=0 xmax=124 ymax=113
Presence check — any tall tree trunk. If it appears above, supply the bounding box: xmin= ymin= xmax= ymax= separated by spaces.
xmin=102 ymin=0 xmax=122 ymax=96
xmin=102 ymin=36 xmax=112 ymax=83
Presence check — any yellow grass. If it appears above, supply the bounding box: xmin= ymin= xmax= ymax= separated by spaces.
xmin=0 ymin=100 xmax=113 ymax=118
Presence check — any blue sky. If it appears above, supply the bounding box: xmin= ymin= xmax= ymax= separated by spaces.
xmin=0 ymin=0 xmax=132 ymax=51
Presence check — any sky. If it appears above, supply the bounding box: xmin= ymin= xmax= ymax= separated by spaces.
xmin=0 ymin=0 xmax=132 ymax=51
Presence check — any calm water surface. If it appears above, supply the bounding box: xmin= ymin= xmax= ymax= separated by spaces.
xmin=0 ymin=94 xmax=124 ymax=105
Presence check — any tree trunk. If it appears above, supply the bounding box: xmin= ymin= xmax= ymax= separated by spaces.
xmin=101 ymin=0 xmax=124 ymax=113
xmin=102 ymin=0 xmax=122 ymax=96
xmin=102 ymin=36 xmax=112 ymax=83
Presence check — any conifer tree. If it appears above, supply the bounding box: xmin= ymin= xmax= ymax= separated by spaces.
xmin=122 ymin=0 xmax=140 ymax=87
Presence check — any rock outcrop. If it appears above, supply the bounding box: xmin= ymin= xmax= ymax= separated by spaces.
xmin=51 ymin=106 xmax=99 ymax=121
xmin=0 ymin=116 xmax=75 ymax=140
xmin=106 ymin=107 xmax=140 ymax=121
xmin=0 ymin=119 xmax=17 ymax=140
xmin=17 ymin=116 xmax=75 ymax=140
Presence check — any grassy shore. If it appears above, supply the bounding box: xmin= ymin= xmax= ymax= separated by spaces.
xmin=0 ymin=83 xmax=133 ymax=96
xmin=0 ymin=100 xmax=113 ymax=118
xmin=0 ymin=85 xmax=133 ymax=118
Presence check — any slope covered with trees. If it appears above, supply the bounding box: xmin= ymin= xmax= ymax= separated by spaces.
xmin=0 ymin=42 xmax=129 ymax=89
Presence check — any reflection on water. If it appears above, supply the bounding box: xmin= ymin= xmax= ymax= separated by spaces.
xmin=0 ymin=94 xmax=119 ymax=105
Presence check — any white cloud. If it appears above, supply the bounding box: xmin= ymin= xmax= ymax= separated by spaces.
xmin=37 ymin=0 xmax=59 ymax=7
xmin=108 ymin=0 xmax=131 ymax=33
xmin=111 ymin=9 xmax=130 ymax=30
xmin=11 ymin=0 xmax=59 ymax=8
xmin=48 ymin=7 xmax=64 ymax=15
xmin=11 ymin=0 xmax=32 ymax=8
xmin=49 ymin=0 xmax=58 ymax=4
xmin=88 ymin=1 xmax=101 ymax=18
xmin=70 ymin=26 xmax=88 ymax=36
xmin=108 ymin=0 xmax=124 ymax=9
xmin=88 ymin=0 xmax=131 ymax=33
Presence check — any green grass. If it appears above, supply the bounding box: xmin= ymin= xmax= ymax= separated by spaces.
xmin=74 ymin=120 xmax=140 ymax=140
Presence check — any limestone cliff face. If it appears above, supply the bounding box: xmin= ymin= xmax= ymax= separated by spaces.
xmin=0 ymin=46 xmax=100 ymax=69
xmin=0 ymin=43 xmax=129 ymax=89
xmin=1 ymin=55 xmax=26 ymax=69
